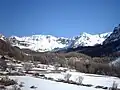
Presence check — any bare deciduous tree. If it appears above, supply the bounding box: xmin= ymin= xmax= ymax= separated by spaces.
xmin=76 ymin=76 xmax=84 ymax=84
xmin=64 ymin=73 xmax=71 ymax=81
xmin=23 ymin=63 xmax=33 ymax=72
xmin=109 ymin=81 xmax=118 ymax=90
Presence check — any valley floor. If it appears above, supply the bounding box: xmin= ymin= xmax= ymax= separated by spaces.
xmin=10 ymin=76 xmax=103 ymax=90
xmin=45 ymin=71 xmax=120 ymax=88
xmin=8 ymin=70 xmax=120 ymax=90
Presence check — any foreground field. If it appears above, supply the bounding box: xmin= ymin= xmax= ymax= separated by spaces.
xmin=8 ymin=70 xmax=120 ymax=90
xmin=10 ymin=76 xmax=103 ymax=90
xmin=45 ymin=71 xmax=120 ymax=88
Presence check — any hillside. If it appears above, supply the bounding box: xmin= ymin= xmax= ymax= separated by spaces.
xmin=0 ymin=36 xmax=27 ymax=60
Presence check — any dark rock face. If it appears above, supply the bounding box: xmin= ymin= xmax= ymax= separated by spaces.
xmin=103 ymin=24 xmax=120 ymax=45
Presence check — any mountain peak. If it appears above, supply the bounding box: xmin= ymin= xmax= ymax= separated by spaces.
xmin=80 ymin=32 xmax=92 ymax=36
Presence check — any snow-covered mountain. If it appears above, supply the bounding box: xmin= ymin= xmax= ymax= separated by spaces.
xmin=9 ymin=32 xmax=111 ymax=52
xmin=0 ymin=34 xmax=6 ymax=41
xmin=9 ymin=35 xmax=71 ymax=52
xmin=69 ymin=32 xmax=112 ymax=48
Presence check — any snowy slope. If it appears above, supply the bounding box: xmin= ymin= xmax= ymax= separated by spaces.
xmin=9 ymin=71 xmax=120 ymax=90
xmin=45 ymin=71 xmax=120 ymax=88
xmin=9 ymin=32 xmax=111 ymax=52
xmin=71 ymin=32 xmax=112 ymax=48
xmin=9 ymin=35 xmax=71 ymax=52
xmin=10 ymin=76 xmax=107 ymax=90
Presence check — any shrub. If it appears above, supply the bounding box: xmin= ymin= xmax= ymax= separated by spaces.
xmin=64 ymin=73 xmax=71 ymax=82
xmin=23 ymin=63 xmax=33 ymax=72
xmin=47 ymin=77 xmax=54 ymax=81
xmin=19 ymin=82 xmax=24 ymax=87
xmin=12 ymin=84 xmax=21 ymax=90
xmin=33 ymin=73 xmax=39 ymax=77
xmin=95 ymin=86 xmax=104 ymax=89
xmin=30 ymin=86 xmax=37 ymax=89
xmin=109 ymin=81 xmax=118 ymax=90
xmin=0 ymin=76 xmax=17 ymax=86
xmin=0 ymin=85 xmax=6 ymax=90
xmin=76 ymin=76 xmax=84 ymax=84
xmin=81 ymin=84 xmax=93 ymax=87
xmin=39 ymin=74 xmax=45 ymax=77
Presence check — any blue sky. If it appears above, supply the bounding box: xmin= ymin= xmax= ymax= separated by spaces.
xmin=0 ymin=0 xmax=120 ymax=37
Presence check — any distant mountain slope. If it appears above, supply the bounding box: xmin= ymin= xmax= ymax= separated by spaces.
xmin=70 ymin=32 xmax=111 ymax=48
xmin=0 ymin=35 xmax=27 ymax=60
xmin=9 ymin=35 xmax=71 ymax=52
xmin=65 ymin=24 xmax=120 ymax=57
xmin=9 ymin=32 xmax=111 ymax=52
